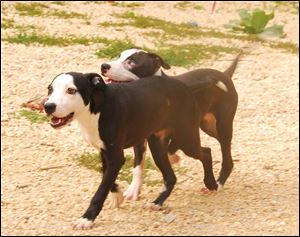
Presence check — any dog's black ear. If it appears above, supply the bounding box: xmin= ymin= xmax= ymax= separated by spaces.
xmin=86 ymin=73 xmax=106 ymax=90
xmin=148 ymin=53 xmax=171 ymax=69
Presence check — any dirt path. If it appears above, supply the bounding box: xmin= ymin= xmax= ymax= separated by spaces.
xmin=1 ymin=1 xmax=299 ymax=235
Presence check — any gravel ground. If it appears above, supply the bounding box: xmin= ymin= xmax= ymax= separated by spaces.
xmin=1 ymin=1 xmax=299 ymax=236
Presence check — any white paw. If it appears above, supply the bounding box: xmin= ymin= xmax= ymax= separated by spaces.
xmin=108 ymin=187 xmax=124 ymax=208
xmin=123 ymin=183 xmax=141 ymax=201
xmin=217 ymin=182 xmax=223 ymax=191
xmin=72 ymin=217 xmax=93 ymax=230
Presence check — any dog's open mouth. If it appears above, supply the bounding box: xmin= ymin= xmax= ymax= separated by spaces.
xmin=50 ymin=112 xmax=74 ymax=129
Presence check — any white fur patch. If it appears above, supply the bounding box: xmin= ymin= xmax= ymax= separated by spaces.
xmin=154 ymin=69 xmax=163 ymax=76
xmin=73 ymin=217 xmax=93 ymax=230
xmin=217 ymin=182 xmax=223 ymax=191
xmin=119 ymin=48 xmax=145 ymax=61
xmin=123 ymin=163 xmax=144 ymax=200
xmin=76 ymin=109 xmax=105 ymax=151
xmin=216 ymin=81 xmax=228 ymax=92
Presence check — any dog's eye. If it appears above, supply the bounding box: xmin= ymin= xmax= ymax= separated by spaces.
xmin=48 ymin=85 xmax=53 ymax=95
xmin=127 ymin=59 xmax=136 ymax=65
xmin=67 ymin=88 xmax=77 ymax=95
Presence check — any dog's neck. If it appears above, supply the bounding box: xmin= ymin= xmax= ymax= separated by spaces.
xmin=75 ymin=104 xmax=105 ymax=150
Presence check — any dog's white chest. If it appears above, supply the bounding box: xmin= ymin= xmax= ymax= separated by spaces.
xmin=77 ymin=112 xmax=105 ymax=151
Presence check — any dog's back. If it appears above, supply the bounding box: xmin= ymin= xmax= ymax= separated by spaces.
xmin=99 ymin=76 xmax=201 ymax=157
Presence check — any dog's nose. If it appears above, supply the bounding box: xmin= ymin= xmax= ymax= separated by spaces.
xmin=44 ymin=103 xmax=56 ymax=115
xmin=101 ymin=63 xmax=111 ymax=73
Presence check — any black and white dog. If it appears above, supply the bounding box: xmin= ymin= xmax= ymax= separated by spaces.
xmin=101 ymin=48 xmax=240 ymax=201
xmin=44 ymin=72 xmax=220 ymax=229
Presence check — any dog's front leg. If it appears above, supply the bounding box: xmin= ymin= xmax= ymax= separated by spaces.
xmin=73 ymin=147 xmax=125 ymax=230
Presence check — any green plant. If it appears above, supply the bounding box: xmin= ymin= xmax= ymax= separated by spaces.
xmin=224 ymin=9 xmax=285 ymax=38
xmin=74 ymin=152 xmax=158 ymax=185
xmin=48 ymin=9 xmax=89 ymax=19
xmin=51 ymin=1 xmax=66 ymax=5
xmin=2 ymin=32 xmax=109 ymax=46
xmin=15 ymin=2 xmax=48 ymax=16
xmin=95 ymin=39 xmax=136 ymax=59
xmin=1 ymin=18 xmax=15 ymax=29
xmin=18 ymin=109 xmax=49 ymax=123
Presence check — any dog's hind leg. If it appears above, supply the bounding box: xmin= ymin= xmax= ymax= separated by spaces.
xmin=215 ymin=109 xmax=236 ymax=188
xmin=196 ymin=147 xmax=218 ymax=191
xmin=123 ymin=140 xmax=147 ymax=200
xmin=146 ymin=135 xmax=176 ymax=210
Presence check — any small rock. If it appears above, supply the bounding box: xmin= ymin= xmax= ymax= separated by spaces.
xmin=163 ymin=213 xmax=176 ymax=224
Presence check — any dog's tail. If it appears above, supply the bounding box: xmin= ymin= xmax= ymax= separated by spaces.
xmin=223 ymin=52 xmax=242 ymax=79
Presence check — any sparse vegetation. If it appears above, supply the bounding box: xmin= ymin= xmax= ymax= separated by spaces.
xmin=110 ymin=2 xmax=144 ymax=8
xmin=74 ymin=152 xmax=160 ymax=185
xmin=152 ymin=44 xmax=240 ymax=67
xmin=14 ymin=2 xmax=89 ymax=20
xmin=2 ymin=33 xmax=109 ymax=46
xmin=270 ymin=41 xmax=299 ymax=54
xmin=1 ymin=18 xmax=15 ymax=29
xmin=15 ymin=2 xmax=48 ymax=16
xmin=51 ymin=1 xmax=66 ymax=6
xmin=95 ymin=39 xmax=136 ymax=59
xmin=18 ymin=109 xmax=49 ymax=123
xmin=48 ymin=9 xmax=89 ymax=19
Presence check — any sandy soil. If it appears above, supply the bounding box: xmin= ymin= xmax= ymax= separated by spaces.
xmin=1 ymin=1 xmax=299 ymax=236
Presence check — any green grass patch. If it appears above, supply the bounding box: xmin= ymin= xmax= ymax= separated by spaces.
xmin=111 ymin=12 xmax=262 ymax=41
xmin=75 ymin=152 xmax=102 ymax=173
xmin=270 ymin=41 xmax=299 ymax=54
xmin=74 ymin=152 xmax=189 ymax=187
xmin=15 ymin=2 xmax=49 ymax=16
xmin=14 ymin=2 xmax=89 ymax=20
xmin=174 ymin=1 xmax=193 ymax=9
xmin=153 ymin=44 xmax=240 ymax=67
xmin=111 ymin=2 xmax=144 ymax=8
xmin=194 ymin=4 xmax=204 ymax=10
xmin=51 ymin=1 xmax=66 ymax=5
xmin=2 ymin=32 xmax=110 ymax=46
xmin=1 ymin=18 xmax=15 ymax=29
xmin=18 ymin=109 xmax=49 ymax=123
xmin=48 ymin=9 xmax=89 ymax=19
xmin=1 ymin=19 xmax=37 ymax=32
xmin=74 ymin=152 xmax=158 ymax=185
xmin=95 ymin=39 xmax=136 ymax=59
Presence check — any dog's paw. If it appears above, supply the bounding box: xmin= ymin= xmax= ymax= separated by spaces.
xmin=217 ymin=182 xmax=223 ymax=191
xmin=199 ymin=187 xmax=218 ymax=195
xmin=168 ymin=154 xmax=180 ymax=165
xmin=108 ymin=188 xmax=124 ymax=208
xmin=123 ymin=183 xmax=141 ymax=201
xmin=143 ymin=203 xmax=163 ymax=211
xmin=72 ymin=218 xmax=93 ymax=230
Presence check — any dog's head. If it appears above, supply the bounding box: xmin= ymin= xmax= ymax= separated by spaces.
xmin=101 ymin=48 xmax=170 ymax=82
xmin=44 ymin=72 xmax=105 ymax=129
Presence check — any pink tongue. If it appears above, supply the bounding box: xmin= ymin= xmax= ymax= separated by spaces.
xmin=51 ymin=117 xmax=62 ymax=125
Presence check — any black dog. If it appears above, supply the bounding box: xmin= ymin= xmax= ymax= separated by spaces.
xmin=101 ymin=49 xmax=240 ymax=200
xmin=44 ymin=72 xmax=220 ymax=229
